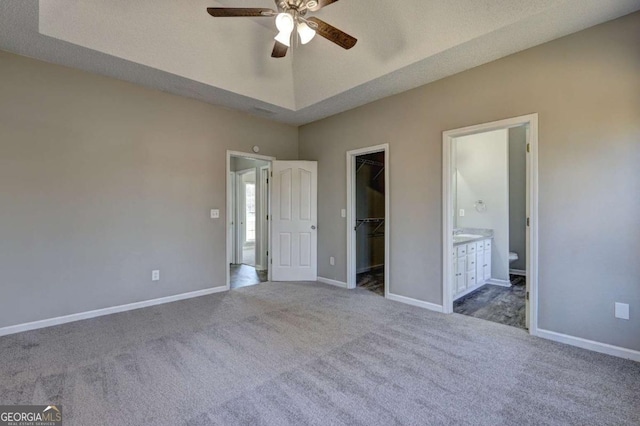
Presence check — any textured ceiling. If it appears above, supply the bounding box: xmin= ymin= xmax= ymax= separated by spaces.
xmin=1 ymin=0 xmax=639 ymax=125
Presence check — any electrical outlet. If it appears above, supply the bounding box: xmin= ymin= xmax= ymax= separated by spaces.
xmin=211 ymin=209 xmax=220 ymax=219
xmin=615 ymin=302 xmax=629 ymax=320
xmin=152 ymin=270 xmax=160 ymax=282
xmin=330 ymin=256 xmax=335 ymax=266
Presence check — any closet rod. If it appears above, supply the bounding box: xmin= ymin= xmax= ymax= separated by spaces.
xmin=355 ymin=218 xmax=385 ymax=230
xmin=356 ymin=158 xmax=384 ymax=175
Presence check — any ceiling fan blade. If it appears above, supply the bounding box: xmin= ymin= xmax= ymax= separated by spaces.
xmin=308 ymin=0 xmax=340 ymax=12
xmin=271 ymin=41 xmax=288 ymax=58
xmin=307 ymin=17 xmax=357 ymax=50
xmin=206 ymin=8 xmax=276 ymax=17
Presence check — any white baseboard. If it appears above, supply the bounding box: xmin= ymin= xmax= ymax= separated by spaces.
xmin=535 ymin=328 xmax=640 ymax=363
xmin=486 ymin=278 xmax=512 ymax=287
xmin=386 ymin=292 xmax=443 ymax=313
xmin=510 ymin=269 xmax=526 ymax=276
xmin=0 ymin=286 xmax=227 ymax=337
xmin=317 ymin=277 xmax=348 ymax=288
xmin=356 ymin=264 xmax=384 ymax=274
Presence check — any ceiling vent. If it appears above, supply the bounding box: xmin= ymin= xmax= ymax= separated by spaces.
xmin=253 ymin=106 xmax=276 ymax=115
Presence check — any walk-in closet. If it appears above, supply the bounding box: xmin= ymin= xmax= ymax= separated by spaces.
xmin=355 ymin=151 xmax=386 ymax=295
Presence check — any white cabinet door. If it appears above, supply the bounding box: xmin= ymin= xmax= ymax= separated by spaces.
xmin=483 ymin=248 xmax=492 ymax=281
xmin=476 ymin=251 xmax=485 ymax=285
xmin=271 ymin=161 xmax=318 ymax=281
xmin=456 ymin=257 xmax=466 ymax=292
xmin=466 ymin=271 xmax=476 ymax=289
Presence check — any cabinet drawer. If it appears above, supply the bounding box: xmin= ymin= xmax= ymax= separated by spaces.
xmin=475 ymin=240 xmax=485 ymax=251
xmin=466 ymin=243 xmax=476 ymax=254
xmin=484 ymin=240 xmax=492 ymax=250
xmin=466 ymin=254 xmax=476 ymax=271
xmin=456 ymin=245 xmax=467 ymax=257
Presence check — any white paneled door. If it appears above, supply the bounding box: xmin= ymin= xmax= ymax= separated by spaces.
xmin=271 ymin=161 xmax=318 ymax=281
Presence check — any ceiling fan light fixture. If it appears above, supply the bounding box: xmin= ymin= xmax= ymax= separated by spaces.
xmin=297 ymin=22 xmax=316 ymax=45
xmin=275 ymin=12 xmax=294 ymax=33
xmin=274 ymin=30 xmax=292 ymax=47
xmin=274 ymin=12 xmax=294 ymax=47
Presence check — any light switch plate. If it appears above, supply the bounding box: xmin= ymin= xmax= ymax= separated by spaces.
xmin=615 ymin=303 xmax=630 ymax=320
xmin=152 ymin=270 xmax=160 ymax=282
xmin=330 ymin=256 xmax=335 ymax=266
xmin=341 ymin=209 xmax=346 ymax=218
xmin=211 ymin=209 xmax=220 ymax=219
xmin=459 ymin=209 xmax=465 ymax=217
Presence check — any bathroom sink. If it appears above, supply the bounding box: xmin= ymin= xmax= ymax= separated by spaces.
xmin=455 ymin=234 xmax=482 ymax=239
xmin=453 ymin=233 xmax=483 ymax=243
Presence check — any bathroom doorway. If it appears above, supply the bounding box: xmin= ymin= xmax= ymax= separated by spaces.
xmin=442 ymin=114 xmax=539 ymax=333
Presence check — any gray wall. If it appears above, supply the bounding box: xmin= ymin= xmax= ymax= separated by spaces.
xmin=509 ymin=127 xmax=527 ymax=271
xmin=0 ymin=50 xmax=298 ymax=328
xmin=231 ymin=157 xmax=269 ymax=172
xmin=455 ymin=130 xmax=510 ymax=281
xmin=299 ymin=13 xmax=640 ymax=351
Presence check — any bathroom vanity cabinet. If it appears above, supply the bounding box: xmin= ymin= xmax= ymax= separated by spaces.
xmin=453 ymin=237 xmax=492 ymax=300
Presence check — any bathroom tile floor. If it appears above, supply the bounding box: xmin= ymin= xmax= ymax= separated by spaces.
xmin=454 ymin=275 xmax=527 ymax=329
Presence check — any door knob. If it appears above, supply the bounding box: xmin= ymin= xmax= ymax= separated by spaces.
xmin=311 ymin=225 xmax=316 ymax=230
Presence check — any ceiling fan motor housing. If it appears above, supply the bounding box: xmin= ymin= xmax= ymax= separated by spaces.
xmin=278 ymin=0 xmax=313 ymax=13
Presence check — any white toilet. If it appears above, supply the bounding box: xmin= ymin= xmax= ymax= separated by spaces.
xmin=509 ymin=251 xmax=518 ymax=263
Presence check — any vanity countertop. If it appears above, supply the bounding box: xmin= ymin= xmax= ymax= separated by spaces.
xmin=453 ymin=228 xmax=494 ymax=246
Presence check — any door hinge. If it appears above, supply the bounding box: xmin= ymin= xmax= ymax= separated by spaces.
xmin=266 ymin=215 xmax=269 ymax=220
xmin=526 ymin=217 xmax=530 ymax=227
xmin=527 ymin=143 xmax=530 ymax=153
xmin=270 ymin=171 xmax=273 ymax=177
xmin=266 ymin=178 xmax=269 ymax=184
xmin=270 ymin=259 xmax=273 ymax=265
xmin=266 ymin=250 xmax=269 ymax=256
xmin=526 ymin=291 xmax=530 ymax=301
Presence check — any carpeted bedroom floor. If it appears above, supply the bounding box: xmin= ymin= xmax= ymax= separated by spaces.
xmin=1 ymin=281 xmax=638 ymax=425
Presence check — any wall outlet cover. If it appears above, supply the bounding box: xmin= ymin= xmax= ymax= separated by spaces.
xmin=211 ymin=209 xmax=220 ymax=219
xmin=330 ymin=256 xmax=335 ymax=266
xmin=152 ymin=270 xmax=160 ymax=281
xmin=615 ymin=302 xmax=630 ymax=320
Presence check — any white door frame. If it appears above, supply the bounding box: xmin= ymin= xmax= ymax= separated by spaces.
xmin=442 ymin=113 xmax=539 ymax=335
xmin=346 ymin=144 xmax=390 ymax=298
xmin=229 ymin=171 xmax=237 ymax=264
xmin=258 ymin=165 xmax=270 ymax=271
xmin=226 ymin=151 xmax=275 ymax=290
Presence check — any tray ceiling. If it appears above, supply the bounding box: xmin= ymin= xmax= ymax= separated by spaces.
xmin=1 ymin=0 xmax=639 ymax=125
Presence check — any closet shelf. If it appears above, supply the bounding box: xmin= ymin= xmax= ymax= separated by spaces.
xmin=356 ymin=158 xmax=385 ymax=179
xmin=355 ymin=218 xmax=385 ymax=231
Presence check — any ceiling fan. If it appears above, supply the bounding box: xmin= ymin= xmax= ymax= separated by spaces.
xmin=207 ymin=0 xmax=357 ymax=58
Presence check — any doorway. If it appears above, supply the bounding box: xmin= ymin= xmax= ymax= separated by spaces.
xmin=442 ymin=114 xmax=539 ymax=333
xmin=347 ymin=144 xmax=390 ymax=297
xmin=226 ymin=151 xmax=274 ymax=290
